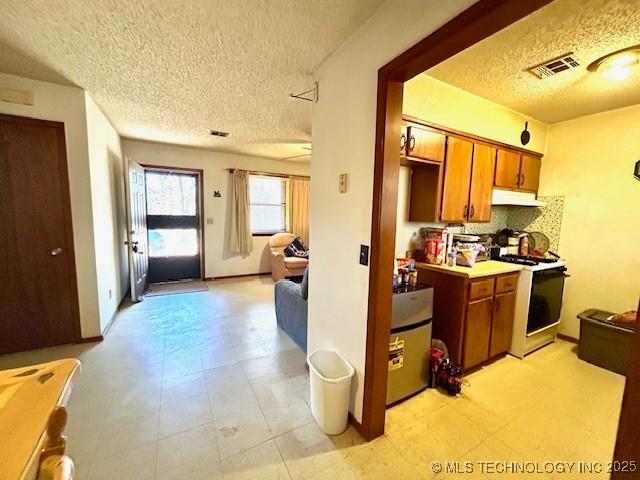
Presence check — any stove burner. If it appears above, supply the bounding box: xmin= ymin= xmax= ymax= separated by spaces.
xmin=498 ymin=255 xmax=557 ymax=266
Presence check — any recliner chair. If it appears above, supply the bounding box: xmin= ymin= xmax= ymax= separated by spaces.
xmin=269 ymin=232 xmax=308 ymax=281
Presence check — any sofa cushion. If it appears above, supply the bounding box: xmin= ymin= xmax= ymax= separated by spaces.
xmin=284 ymin=257 xmax=308 ymax=269
xmin=300 ymin=268 xmax=309 ymax=300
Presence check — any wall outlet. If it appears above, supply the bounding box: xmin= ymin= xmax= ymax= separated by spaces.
xmin=359 ymin=245 xmax=370 ymax=266
xmin=207 ymin=218 xmax=214 ymax=225
xmin=339 ymin=173 xmax=348 ymax=193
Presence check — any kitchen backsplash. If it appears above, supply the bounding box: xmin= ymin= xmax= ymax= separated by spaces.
xmin=402 ymin=196 xmax=565 ymax=254
xmin=508 ymin=196 xmax=564 ymax=253
xmin=459 ymin=196 xmax=565 ymax=252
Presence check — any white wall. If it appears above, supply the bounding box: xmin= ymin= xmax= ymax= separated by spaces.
xmin=85 ymin=93 xmax=128 ymax=333
xmin=404 ymin=74 xmax=547 ymax=153
xmin=310 ymin=0 xmax=478 ymax=422
xmin=539 ymin=105 xmax=640 ymax=338
xmin=0 ymin=73 xmax=102 ymax=338
xmin=122 ymin=139 xmax=310 ymax=278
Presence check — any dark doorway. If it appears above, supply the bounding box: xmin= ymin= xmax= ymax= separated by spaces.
xmin=0 ymin=114 xmax=81 ymax=353
xmin=144 ymin=167 xmax=204 ymax=283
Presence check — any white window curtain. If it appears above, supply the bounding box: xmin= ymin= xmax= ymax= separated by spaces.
xmin=229 ymin=170 xmax=253 ymax=254
xmin=290 ymin=177 xmax=310 ymax=245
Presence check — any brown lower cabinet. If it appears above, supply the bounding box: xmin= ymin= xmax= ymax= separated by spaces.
xmin=417 ymin=266 xmax=519 ymax=369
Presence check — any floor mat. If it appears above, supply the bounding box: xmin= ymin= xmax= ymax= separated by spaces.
xmin=145 ymin=280 xmax=209 ymax=297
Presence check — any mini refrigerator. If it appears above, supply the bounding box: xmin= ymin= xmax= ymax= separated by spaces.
xmin=386 ymin=283 xmax=434 ymax=406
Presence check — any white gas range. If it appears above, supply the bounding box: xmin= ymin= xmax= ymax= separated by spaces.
xmin=497 ymin=256 xmax=569 ymax=358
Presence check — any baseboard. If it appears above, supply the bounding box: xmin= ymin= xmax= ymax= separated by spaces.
xmin=77 ymin=335 xmax=103 ymax=343
xmin=211 ymin=272 xmax=271 ymax=280
xmin=348 ymin=412 xmax=367 ymax=439
xmin=557 ymin=333 xmax=579 ymax=344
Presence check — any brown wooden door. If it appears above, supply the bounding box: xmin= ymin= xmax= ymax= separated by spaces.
xmin=440 ymin=137 xmax=473 ymax=222
xmin=468 ymin=143 xmax=496 ymax=222
xmin=126 ymin=159 xmax=149 ymax=302
xmin=494 ymin=148 xmax=521 ymax=189
xmin=519 ymin=154 xmax=541 ymax=192
xmin=406 ymin=125 xmax=446 ymax=163
xmin=490 ymin=291 xmax=516 ymax=357
xmin=463 ymin=297 xmax=493 ymax=369
xmin=0 ymin=114 xmax=80 ymax=353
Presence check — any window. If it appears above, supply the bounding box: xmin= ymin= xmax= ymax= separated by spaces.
xmin=146 ymin=171 xmax=196 ymax=216
xmin=249 ymin=175 xmax=287 ymax=234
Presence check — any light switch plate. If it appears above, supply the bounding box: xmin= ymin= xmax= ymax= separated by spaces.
xmin=359 ymin=245 xmax=369 ymax=266
xmin=206 ymin=218 xmax=214 ymax=225
xmin=339 ymin=173 xmax=348 ymax=193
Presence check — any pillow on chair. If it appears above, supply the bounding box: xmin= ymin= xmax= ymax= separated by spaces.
xmin=284 ymin=237 xmax=309 ymax=258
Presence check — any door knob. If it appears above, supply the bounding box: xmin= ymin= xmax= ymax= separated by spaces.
xmin=51 ymin=247 xmax=63 ymax=256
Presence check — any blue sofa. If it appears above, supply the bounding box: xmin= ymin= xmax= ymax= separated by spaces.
xmin=274 ymin=269 xmax=308 ymax=353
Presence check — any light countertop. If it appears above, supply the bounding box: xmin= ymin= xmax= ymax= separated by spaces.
xmin=416 ymin=260 xmax=524 ymax=278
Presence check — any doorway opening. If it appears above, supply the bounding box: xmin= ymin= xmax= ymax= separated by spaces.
xmin=143 ymin=166 xmax=205 ymax=285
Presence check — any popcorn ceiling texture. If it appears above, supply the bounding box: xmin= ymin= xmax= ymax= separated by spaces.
xmin=428 ymin=0 xmax=640 ymax=124
xmin=0 ymin=0 xmax=384 ymax=159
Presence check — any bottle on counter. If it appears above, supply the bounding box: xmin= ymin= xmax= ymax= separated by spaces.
xmin=447 ymin=248 xmax=457 ymax=267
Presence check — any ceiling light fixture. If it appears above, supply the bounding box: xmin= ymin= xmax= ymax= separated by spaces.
xmin=588 ymin=46 xmax=640 ymax=81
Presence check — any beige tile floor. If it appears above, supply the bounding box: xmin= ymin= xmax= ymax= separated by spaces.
xmin=0 ymin=276 xmax=626 ymax=479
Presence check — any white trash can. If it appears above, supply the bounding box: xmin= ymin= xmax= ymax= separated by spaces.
xmin=307 ymin=350 xmax=355 ymax=435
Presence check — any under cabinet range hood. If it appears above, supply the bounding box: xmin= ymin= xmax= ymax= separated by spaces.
xmin=492 ymin=189 xmax=546 ymax=207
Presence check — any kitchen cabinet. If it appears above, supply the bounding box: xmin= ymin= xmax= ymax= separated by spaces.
xmin=441 ymin=139 xmax=495 ymax=223
xmin=402 ymin=117 xmax=543 ymax=225
xmin=417 ymin=266 xmax=520 ymax=370
xmin=490 ymin=290 xmax=516 ymax=357
xmin=440 ymin=137 xmax=473 ymax=222
xmin=468 ymin=143 xmax=496 ymax=222
xmin=519 ymin=154 xmax=541 ymax=192
xmin=495 ymin=148 xmax=521 ymax=189
xmin=495 ymin=148 xmax=542 ymax=193
xmin=404 ymin=124 xmax=446 ymax=163
xmin=464 ymin=297 xmax=494 ymax=369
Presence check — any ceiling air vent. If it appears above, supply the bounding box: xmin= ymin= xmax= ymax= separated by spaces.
xmin=528 ymin=53 xmax=580 ymax=79
xmin=209 ymin=129 xmax=230 ymax=137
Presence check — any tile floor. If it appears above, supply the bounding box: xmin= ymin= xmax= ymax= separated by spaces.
xmin=0 ymin=276 xmax=626 ymax=479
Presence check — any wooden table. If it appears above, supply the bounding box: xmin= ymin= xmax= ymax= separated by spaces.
xmin=0 ymin=359 xmax=80 ymax=480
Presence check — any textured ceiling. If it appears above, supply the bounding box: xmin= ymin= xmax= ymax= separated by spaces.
xmin=427 ymin=0 xmax=640 ymax=124
xmin=0 ymin=0 xmax=385 ymax=160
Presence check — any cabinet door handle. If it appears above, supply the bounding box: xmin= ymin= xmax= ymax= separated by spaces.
xmin=463 ymin=205 xmax=469 ymax=218
xmin=470 ymin=205 xmax=475 ymax=218
xmin=516 ymin=173 xmax=521 ymax=186
xmin=496 ymin=299 xmax=501 ymax=312
xmin=400 ymin=133 xmax=406 ymax=150
xmin=409 ymin=135 xmax=416 ymax=151
xmin=520 ymin=173 xmax=525 ymax=187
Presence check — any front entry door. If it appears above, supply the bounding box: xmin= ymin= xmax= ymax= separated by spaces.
xmin=126 ymin=159 xmax=149 ymax=302
xmin=145 ymin=169 xmax=201 ymax=283
xmin=0 ymin=114 xmax=81 ymax=353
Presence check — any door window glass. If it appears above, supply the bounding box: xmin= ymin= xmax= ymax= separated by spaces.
xmin=146 ymin=172 xmax=197 ymax=216
xmin=148 ymin=229 xmax=198 ymax=257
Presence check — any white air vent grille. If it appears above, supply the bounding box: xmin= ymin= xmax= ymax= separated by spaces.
xmin=528 ymin=53 xmax=580 ymax=79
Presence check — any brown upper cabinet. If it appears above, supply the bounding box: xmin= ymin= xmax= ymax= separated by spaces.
xmin=440 ymin=137 xmax=473 ymax=222
xmin=403 ymin=124 xmax=446 ymax=163
xmin=468 ymin=143 xmax=496 ymax=222
xmin=495 ymin=148 xmax=542 ymax=192
xmin=519 ymin=154 xmax=541 ymax=192
xmin=403 ymin=118 xmax=543 ymax=224
xmin=441 ymin=139 xmax=495 ymax=223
